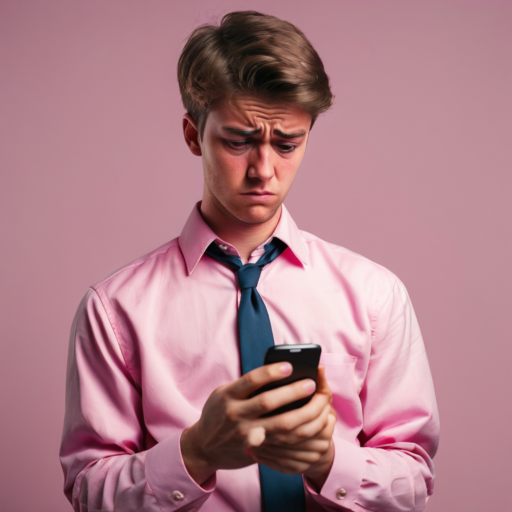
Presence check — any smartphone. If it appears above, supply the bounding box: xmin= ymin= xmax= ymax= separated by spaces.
xmin=253 ymin=343 xmax=322 ymax=417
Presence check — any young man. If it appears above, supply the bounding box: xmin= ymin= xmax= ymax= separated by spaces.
xmin=60 ymin=11 xmax=439 ymax=512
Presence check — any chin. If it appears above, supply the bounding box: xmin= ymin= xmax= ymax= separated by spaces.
xmin=231 ymin=203 xmax=281 ymax=225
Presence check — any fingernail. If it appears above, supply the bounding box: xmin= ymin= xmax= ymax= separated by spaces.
xmin=280 ymin=363 xmax=292 ymax=375
xmin=303 ymin=380 xmax=316 ymax=393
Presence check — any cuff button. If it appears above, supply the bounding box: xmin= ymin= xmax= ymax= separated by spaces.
xmin=171 ymin=490 xmax=184 ymax=501
xmin=336 ymin=488 xmax=347 ymax=500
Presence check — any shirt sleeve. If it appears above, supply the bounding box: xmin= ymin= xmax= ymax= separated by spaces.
xmin=305 ymin=276 xmax=440 ymax=512
xmin=59 ymin=288 xmax=215 ymax=512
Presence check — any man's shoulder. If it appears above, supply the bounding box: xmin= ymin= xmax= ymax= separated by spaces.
xmin=91 ymin=237 xmax=183 ymax=294
xmin=299 ymin=228 xmax=400 ymax=291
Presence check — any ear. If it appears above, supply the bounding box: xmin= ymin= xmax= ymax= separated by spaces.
xmin=183 ymin=114 xmax=202 ymax=156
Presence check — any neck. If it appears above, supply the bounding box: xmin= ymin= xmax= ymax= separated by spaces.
xmin=200 ymin=201 xmax=281 ymax=263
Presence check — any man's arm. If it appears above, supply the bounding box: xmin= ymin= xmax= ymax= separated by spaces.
xmin=303 ymin=276 xmax=439 ymax=512
xmin=60 ymin=289 xmax=215 ymax=512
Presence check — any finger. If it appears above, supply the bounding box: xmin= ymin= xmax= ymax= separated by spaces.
xmin=237 ymin=378 xmax=317 ymax=418
xmin=267 ymin=437 xmax=332 ymax=454
xmin=316 ymin=365 xmax=332 ymax=402
xmin=254 ymin=444 xmax=325 ymax=464
xmin=258 ymin=385 xmax=331 ymax=433
xmin=266 ymin=403 xmax=331 ymax=446
xmin=256 ymin=366 xmax=332 ymax=433
xmin=251 ymin=453 xmax=310 ymax=475
xmin=277 ymin=411 xmax=336 ymax=450
xmin=226 ymin=362 xmax=293 ymax=399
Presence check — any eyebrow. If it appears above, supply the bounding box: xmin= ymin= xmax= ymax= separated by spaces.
xmin=223 ymin=127 xmax=262 ymax=137
xmin=274 ymin=129 xmax=307 ymax=139
xmin=222 ymin=127 xmax=306 ymax=139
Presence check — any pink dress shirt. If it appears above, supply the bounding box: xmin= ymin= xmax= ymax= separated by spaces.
xmin=60 ymin=203 xmax=439 ymax=512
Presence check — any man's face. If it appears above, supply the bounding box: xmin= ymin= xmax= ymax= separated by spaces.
xmin=193 ymin=93 xmax=312 ymax=225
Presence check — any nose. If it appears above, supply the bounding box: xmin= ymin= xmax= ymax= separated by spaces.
xmin=247 ymin=144 xmax=275 ymax=181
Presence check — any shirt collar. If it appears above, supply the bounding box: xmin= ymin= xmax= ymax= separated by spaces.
xmin=178 ymin=202 xmax=309 ymax=275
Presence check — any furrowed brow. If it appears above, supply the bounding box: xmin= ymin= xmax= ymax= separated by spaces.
xmin=274 ymin=129 xmax=307 ymax=139
xmin=223 ymin=127 xmax=262 ymax=137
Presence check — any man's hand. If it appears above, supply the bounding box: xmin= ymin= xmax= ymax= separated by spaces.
xmin=250 ymin=366 xmax=336 ymax=490
xmin=180 ymin=363 xmax=336 ymax=489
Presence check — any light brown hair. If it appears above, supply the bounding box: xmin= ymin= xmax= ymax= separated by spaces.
xmin=177 ymin=11 xmax=333 ymax=138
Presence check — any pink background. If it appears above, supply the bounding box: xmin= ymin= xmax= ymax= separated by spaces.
xmin=1 ymin=1 xmax=511 ymax=511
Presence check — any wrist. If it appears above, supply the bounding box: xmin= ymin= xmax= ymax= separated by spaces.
xmin=180 ymin=425 xmax=216 ymax=486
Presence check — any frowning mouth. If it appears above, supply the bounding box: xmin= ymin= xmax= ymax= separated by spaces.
xmin=240 ymin=191 xmax=276 ymax=201
xmin=241 ymin=190 xmax=274 ymax=195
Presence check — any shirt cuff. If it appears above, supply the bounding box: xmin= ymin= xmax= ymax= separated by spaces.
xmin=146 ymin=430 xmax=216 ymax=511
xmin=304 ymin=436 xmax=365 ymax=510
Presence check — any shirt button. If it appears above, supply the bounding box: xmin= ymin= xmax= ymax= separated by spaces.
xmin=171 ymin=490 xmax=184 ymax=501
xmin=218 ymin=244 xmax=228 ymax=251
xmin=336 ymin=488 xmax=347 ymax=500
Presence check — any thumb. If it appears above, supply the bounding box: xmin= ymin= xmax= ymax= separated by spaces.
xmin=247 ymin=426 xmax=266 ymax=447
xmin=316 ymin=365 xmax=333 ymax=403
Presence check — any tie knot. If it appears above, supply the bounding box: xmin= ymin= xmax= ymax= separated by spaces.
xmin=237 ymin=264 xmax=262 ymax=290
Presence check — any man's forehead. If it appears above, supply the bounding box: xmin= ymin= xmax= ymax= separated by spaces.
xmin=211 ymin=93 xmax=311 ymax=132
xmin=222 ymin=126 xmax=307 ymax=139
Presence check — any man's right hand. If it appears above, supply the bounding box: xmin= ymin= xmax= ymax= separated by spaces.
xmin=180 ymin=362 xmax=334 ymax=486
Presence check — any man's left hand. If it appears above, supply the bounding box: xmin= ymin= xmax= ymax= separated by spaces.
xmin=249 ymin=365 xmax=336 ymax=491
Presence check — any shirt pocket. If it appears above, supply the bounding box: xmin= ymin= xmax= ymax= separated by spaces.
xmin=320 ymin=353 xmax=361 ymax=431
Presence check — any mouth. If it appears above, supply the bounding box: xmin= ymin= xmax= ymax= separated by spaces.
xmin=240 ymin=191 xmax=276 ymax=201
xmin=241 ymin=190 xmax=275 ymax=196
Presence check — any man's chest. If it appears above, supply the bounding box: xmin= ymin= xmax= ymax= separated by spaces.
xmin=111 ymin=258 xmax=371 ymax=441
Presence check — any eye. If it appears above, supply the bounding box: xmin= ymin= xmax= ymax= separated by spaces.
xmin=277 ymin=144 xmax=297 ymax=153
xmin=226 ymin=140 xmax=250 ymax=150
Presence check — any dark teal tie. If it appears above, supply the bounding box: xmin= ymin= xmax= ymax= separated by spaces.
xmin=205 ymin=238 xmax=306 ymax=512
